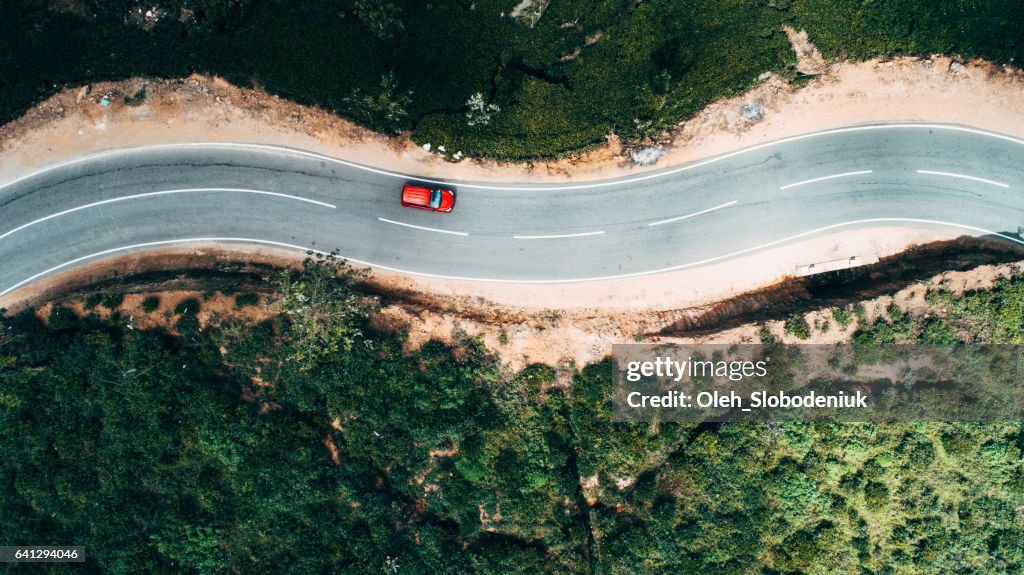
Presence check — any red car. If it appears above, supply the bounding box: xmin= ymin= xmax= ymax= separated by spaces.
xmin=401 ymin=183 xmax=456 ymax=213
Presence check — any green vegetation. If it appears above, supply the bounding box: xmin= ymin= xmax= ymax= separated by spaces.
xmin=790 ymin=0 xmax=1024 ymax=62
xmin=82 ymin=292 xmax=123 ymax=311
xmin=174 ymin=297 xmax=201 ymax=315
xmin=83 ymin=293 xmax=104 ymax=311
xmin=270 ymin=254 xmax=372 ymax=368
xmin=855 ymin=277 xmax=1024 ymax=344
xmin=831 ymin=305 xmax=853 ymax=328
xmin=784 ymin=312 xmax=812 ymax=339
xmin=142 ymin=295 xmax=161 ymax=313
xmin=234 ymin=292 xmax=260 ymax=308
xmin=123 ymin=85 xmax=147 ymax=106
xmin=101 ymin=292 xmax=125 ymax=310
xmin=2 ymin=1 xmax=1021 ymax=159
xmin=3 ymin=261 xmax=1024 ymax=572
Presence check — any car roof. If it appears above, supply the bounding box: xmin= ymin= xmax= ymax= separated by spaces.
xmin=402 ymin=184 xmax=432 ymax=206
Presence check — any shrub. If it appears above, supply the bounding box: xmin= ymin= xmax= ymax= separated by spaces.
xmin=830 ymin=306 xmax=852 ymax=328
xmin=141 ymin=296 xmax=161 ymax=313
xmin=853 ymin=303 xmax=868 ymax=324
xmin=123 ymin=85 xmax=146 ymax=106
xmin=100 ymin=293 xmax=124 ymax=310
xmin=864 ymin=481 xmax=889 ymax=510
xmin=83 ymin=293 xmax=103 ymax=311
xmin=174 ymin=313 xmax=200 ymax=337
xmin=47 ymin=305 xmax=77 ymax=330
xmin=235 ymin=293 xmax=260 ymax=308
xmin=784 ymin=314 xmax=812 ymax=340
xmin=175 ymin=298 xmax=201 ymax=315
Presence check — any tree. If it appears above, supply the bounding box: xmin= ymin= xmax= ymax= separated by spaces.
xmin=465 ymin=92 xmax=500 ymax=127
xmin=270 ymin=253 xmax=373 ymax=370
xmin=353 ymin=0 xmax=404 ymax=40
xmin=343 ymin=72 xmax=413 ymax=134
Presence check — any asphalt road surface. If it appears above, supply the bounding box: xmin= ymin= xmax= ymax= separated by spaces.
xmin=2 ymin=123 xmax=1024 ymax=297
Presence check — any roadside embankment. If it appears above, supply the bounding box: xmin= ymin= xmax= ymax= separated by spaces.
xmin=6 ymin=234 xmax=1023 ymax=370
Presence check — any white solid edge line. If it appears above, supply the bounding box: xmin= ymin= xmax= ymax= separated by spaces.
xmin=916 ymin=170 xmax=1010 ymax=189
xmin=648 ymin=200 xmax=738 ymax=227
xmin=513 ymin=231 xmax=605 ymax=239
xmin=2 ymin=218 xmax=1021 ymax=297
xmin=779 ymin=170 xmax=873 ymax=190
xmin=2 ymin=124 xmax=1022 ymax=193
xmin=0 ymin=188 xmax=335 ymax=244
xmin=377 ymin=217 xmax=469 ymax=236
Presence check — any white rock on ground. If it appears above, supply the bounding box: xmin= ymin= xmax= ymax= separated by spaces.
xmin=741 ymin=103 xmax=764 ymax=122
xmin=628 ymin=147 xmax=666 ymax=165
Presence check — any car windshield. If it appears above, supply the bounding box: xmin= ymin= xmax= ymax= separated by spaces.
xmin=429 ymin=189 xmax=442 ymax=208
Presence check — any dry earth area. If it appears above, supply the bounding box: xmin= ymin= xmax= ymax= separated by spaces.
xmin=15 ymin=241 xmax=1024 ymax=370
xmin=35 ymin=289 xmax=272 ymax=336
xmin=4 ymin=31 xmax=1024 ymax=366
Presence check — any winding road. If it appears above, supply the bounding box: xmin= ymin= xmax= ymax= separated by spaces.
xmin=1 ymin=123 xmax=1024 ymax=298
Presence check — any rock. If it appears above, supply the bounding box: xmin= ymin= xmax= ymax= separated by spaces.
xmin=740 ymin=103 xmax=764 ymax=122
xmin=949 ymin=61 xmax=963 ymax=74
xmin=628 ymin=147 xmax=666 ymax=166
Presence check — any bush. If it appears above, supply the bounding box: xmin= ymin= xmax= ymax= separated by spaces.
xmin=83 ymin=293 xmax=103 ymax=311
xmin=141 ymin=296 xmax=161 ymax=313
xmin=784 ymin=314 xmax=812 ymax=340
xmin=830 ymin=306 xmax=852 ymax=328
xmin=100 ymin=293 xmax=124 ymax=310
xmin=174 ymin=313 xmax=200 ymax=337
xmin=234 ymin=293 xmax=260 ymax=308
xmin=864 ymin=481 xmax=889 ymax=510
xmin=47 ymin=305 xmax=78 ymax=330
xmin=123 ymin=85 xmax=146 ymax=106
xmin=174 ymin=298 xmax=201 ymax=315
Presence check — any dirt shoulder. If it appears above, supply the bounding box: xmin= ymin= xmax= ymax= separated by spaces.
xmin=7 ymin=236 xmax=1022 ymax=371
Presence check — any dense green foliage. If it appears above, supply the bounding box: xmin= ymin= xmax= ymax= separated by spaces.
xmin=784 ymin=313 xmax=812 ymax=339
xmin=3 ymin=262 xmax=1023 ymax=573
xmin=2 ymin=1 xmax=1022 ymax=159
xmin=233 ymin=292 xmax=259 ymax=308
xmin=790 ymin=0 xmax=1024 ymax=61
xmin=855 ymin=276 xmax=1024 ymax=344
xmin=142 ymin=295 xmax=161 ymax=313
